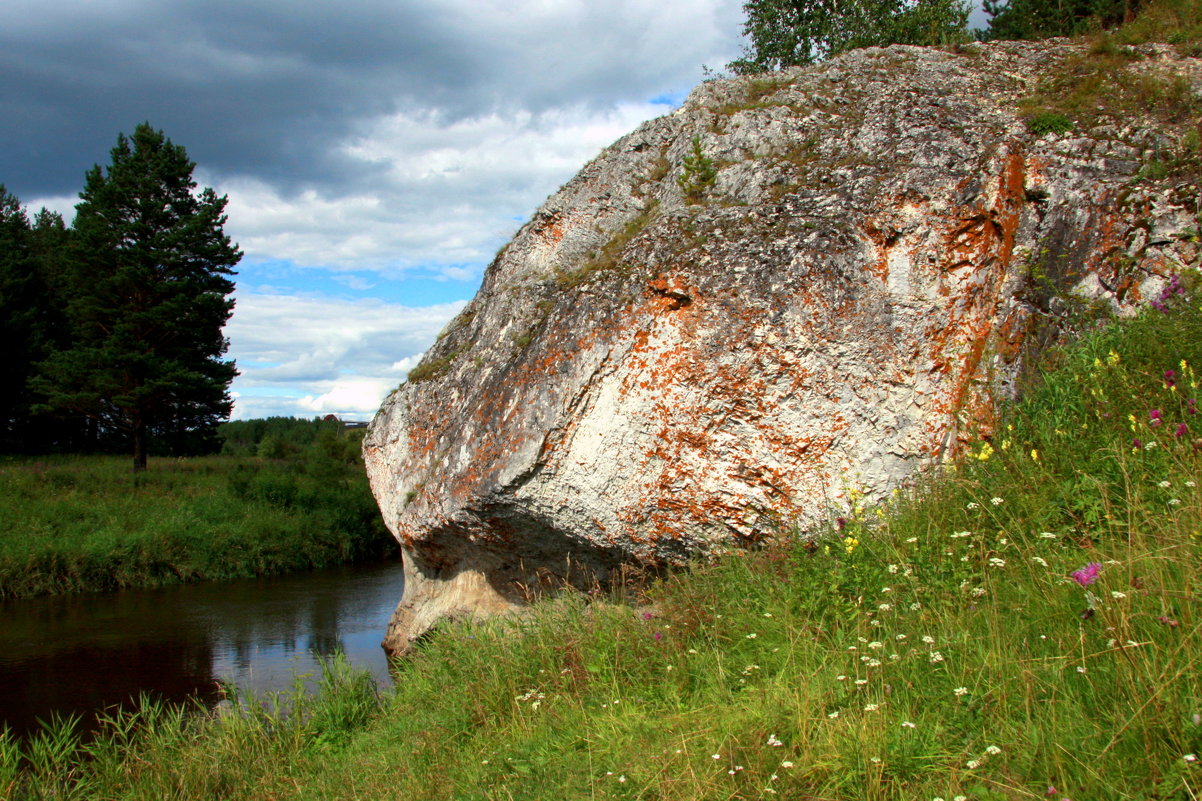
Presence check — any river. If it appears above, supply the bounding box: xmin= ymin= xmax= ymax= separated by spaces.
xmin=0 ymin=560 xmax=404 ymax=737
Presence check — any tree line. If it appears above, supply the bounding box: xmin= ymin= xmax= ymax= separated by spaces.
xmin=729 ymin=0 xmax=1146 ymax=73
xmin=0 ymin=123 xmax=239 ymax=470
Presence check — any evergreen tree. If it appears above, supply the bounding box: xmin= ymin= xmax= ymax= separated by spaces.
xmin=0 ymin=187 xmax=39 ymax=449
xmin=729 ymin=0 xmax=971 ymax=74
xmin=36 ymin=124 xmax=240 ymax=470
xmin=982 ymin=0 xmax=1136 ymax=39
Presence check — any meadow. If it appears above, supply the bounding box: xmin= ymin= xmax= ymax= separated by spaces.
xmin=3 ymin=273 xmax=1199 ymax=799
xmin=0 ymin=425 xmax=395 ymax=599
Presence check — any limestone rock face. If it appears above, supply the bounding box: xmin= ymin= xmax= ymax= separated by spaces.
xmin=365 ymin=40 xmax=1202 ymax=653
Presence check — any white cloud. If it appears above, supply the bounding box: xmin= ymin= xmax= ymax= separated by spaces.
xmin=214 ymin=100 xmax=674 ymax=276
xmin=225 ymin=291 xmax=466 ymax=420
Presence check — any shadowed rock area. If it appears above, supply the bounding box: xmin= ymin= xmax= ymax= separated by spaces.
xmin=365 ymin=40 xmax=1202 ymax=654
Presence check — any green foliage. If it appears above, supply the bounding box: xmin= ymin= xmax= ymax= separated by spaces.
xmin=1113 ymin=0 xmax=1202 ymax=49
xmin=33 ymin=123 xmax=240 ymax=471
xmin=1025 ymin=110 xmax=1074 ymax=135
xmin=677 ymin=137 xmax=718 ymax=204
xmin=406 ymin=349 xmax=462 ymax=384
xmin=729 ymin=0 xmax=971 ymax=73
xmin=0 ymin=444 xmax=393 ymax=599
xmin=982 ymin=0 xmax=1128 ymax=40
xmin=984 ymin=0 xmax=1202 ymax=46
xmin=0 ymin=189 xmax=73 ymax=453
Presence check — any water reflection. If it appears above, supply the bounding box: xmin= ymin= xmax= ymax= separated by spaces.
xmin=0 ymin=560 xmax=404 ymax=737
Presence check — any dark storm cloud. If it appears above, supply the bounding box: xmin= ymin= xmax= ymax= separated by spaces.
xmin=0 ymin=0 xmax=743 ymax=200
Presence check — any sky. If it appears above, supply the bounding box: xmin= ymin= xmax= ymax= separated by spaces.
xmin=2 ymin=0 xmax=988 ymax=422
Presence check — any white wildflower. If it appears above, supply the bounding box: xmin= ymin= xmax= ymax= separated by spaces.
xmin=1032 ymin=556 xmax=1048 ymax=567
xmin=929 ymin=651 xmax=945 ymax=663
xmin=991 ymin=497 xmax=1004 ymax=505
xmin=953 ymin=687 xmax=968 ymax=696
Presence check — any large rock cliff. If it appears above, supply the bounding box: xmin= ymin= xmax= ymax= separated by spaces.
xmin=365 ymin=39 xmax=1202 ymax=654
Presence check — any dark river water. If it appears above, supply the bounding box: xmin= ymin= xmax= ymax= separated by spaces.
xmin=0 ymin=560 xmax=405 ymax=737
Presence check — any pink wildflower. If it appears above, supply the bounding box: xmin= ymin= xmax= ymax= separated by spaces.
xmin=1070 ymin=562 xmax=1102 ymax=587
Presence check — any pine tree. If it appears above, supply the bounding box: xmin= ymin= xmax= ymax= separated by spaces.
xmin=35 ymin=124 xmax=240 ymax=470
xmin=0 ymin=187 xmax=40 ymax=449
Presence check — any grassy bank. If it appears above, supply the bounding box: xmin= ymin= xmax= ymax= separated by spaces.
xmin=5 ymin=288 xmax=1199 ymax=798
xmin=0 ymin=438 xmax=395 ymax=599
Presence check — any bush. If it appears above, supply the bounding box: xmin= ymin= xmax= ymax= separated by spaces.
xmin=1025 ymin=110 xmax=1075 ymax=135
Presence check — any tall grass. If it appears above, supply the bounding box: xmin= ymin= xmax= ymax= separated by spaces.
xmin=0 ymin=444 xmax=394 ymax=599
xmin=6 ymin=296 xmax=1201 ymax=798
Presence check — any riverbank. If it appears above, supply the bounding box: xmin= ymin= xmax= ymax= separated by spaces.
xmin=0 ymin=446 xmax=395 ymax=599
xmin=5 ymin=285 xmax=1200 ymax=798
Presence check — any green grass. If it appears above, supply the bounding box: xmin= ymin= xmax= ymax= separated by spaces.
xmin=1017 ymin=0 xmax=1202 ymax=165
xmin=0 ymin=448 xmax=395 ymax=599
xmin=5 ymin=294 xmax=1202 ymax=798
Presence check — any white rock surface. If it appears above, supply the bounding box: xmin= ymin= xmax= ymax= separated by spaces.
xmin=365 ymin=40 xmax=1202 ymax=653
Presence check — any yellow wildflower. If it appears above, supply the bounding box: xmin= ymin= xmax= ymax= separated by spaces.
xmin=976 ymin=442 xmax=994 ymax=461
xmin=843 ymin=536 xmax=859 ymax=555
xmin=1000 ymin=439 xmax=1011 ymax=451
xmin=1030 ymin=449 xmax=1039 ymax=461
xmin=1107 ymin=350 xmax=1120 ymax=366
